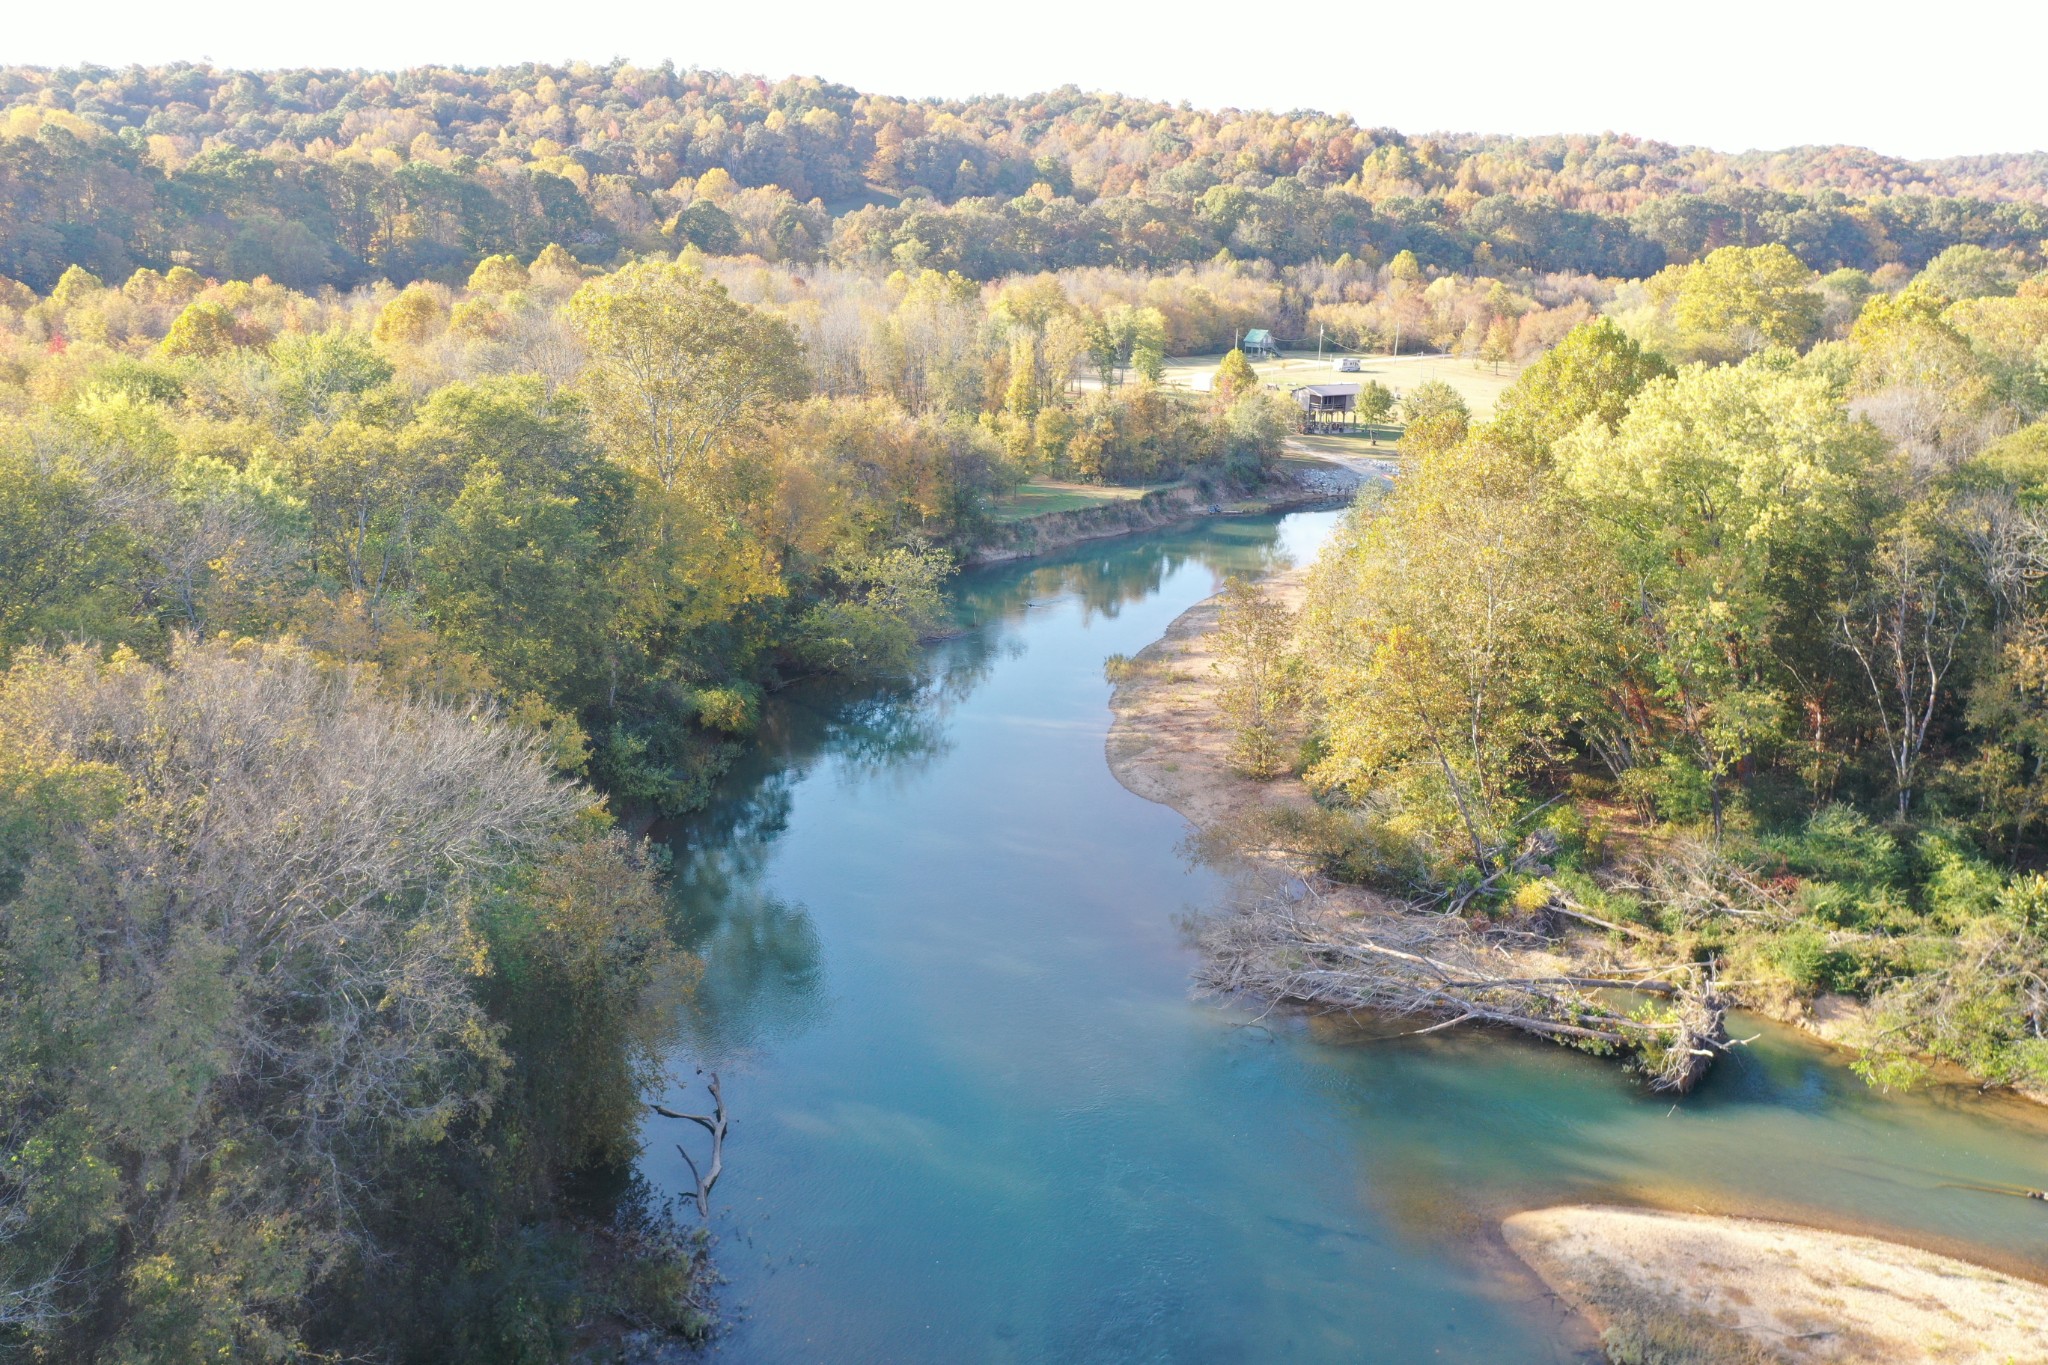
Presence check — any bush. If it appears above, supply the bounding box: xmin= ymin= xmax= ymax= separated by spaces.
xmin=1535 ymin=803 xmax=1591 ymax=870
xmin=694 ymin=684 xmax=760 ymax=736
xmin=590 ymin=720 xmax=733 ymax=815
xmin=790 ymin=600 xmax=919 ymax=678
xmin=1619 ymin=752 xmax=1714 ymax=825
xmin=1858 ymin=910 xmax=2048 ymax=1092
xmin=1244 ymin=803 xmax=1437 ymax=891
xmin=1766 ymin=922 xmax=1840 ymax=992
xmin=1917 ymin=830 xmax=2006 ymax=926
xmin=1757 ymin=803 xmax=1902 ymax=887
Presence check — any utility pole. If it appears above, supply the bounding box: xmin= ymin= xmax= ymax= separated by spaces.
xmin=1317 ymin=324 xmax=1325 ymax=367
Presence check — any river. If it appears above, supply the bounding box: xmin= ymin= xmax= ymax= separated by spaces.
xmin=646 ymin=507 xmax=2048 ymax=1363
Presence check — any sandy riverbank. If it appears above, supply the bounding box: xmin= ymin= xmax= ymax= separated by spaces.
xmin=1504 ymin=1205 xmax=2048 ymax=1364
xmin=1104 ymin=563 xmax=1318 ymax=833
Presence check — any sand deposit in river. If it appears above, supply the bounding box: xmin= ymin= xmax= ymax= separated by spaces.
xmin=1504 ymin=1205 xmax=2048 ymax=1364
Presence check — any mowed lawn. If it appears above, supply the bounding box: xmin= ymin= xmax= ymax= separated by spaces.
xmin=1159 ymin=350 xmax=1524 ymax=419
xmin=989 ymin=478 xmax=1180 ymax=522
xmin=1287 ymin=429 xmax=1402 ymax=460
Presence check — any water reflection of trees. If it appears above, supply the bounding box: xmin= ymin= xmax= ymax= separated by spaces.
xmin=953 ymin=515 xmax=1303 ymax=631
xmin=659 ymin=651 xmax=977 ymax=1056
xmin=659 ymin=511 xmax=1317 ymax=1062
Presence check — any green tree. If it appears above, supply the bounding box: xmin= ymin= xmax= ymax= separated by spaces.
xmin=1005 ymin=334 xmax=1041 ymax=418
xmin=47 ymin=263 xmax=105 ymax=310
xmin=282 ymin=418 xmax=437 ymax=615
xmin=1222 ymin=390 xmax=1292 ymax=482
xmin=1479 ymin=315 xmax=1515 ymax=372
xmin=1399 ymin=380 xmax=1470 ymax=454
xmin=0 ymin=443 xmax=132 ymax=648
xmin=1917 ymin=244 xmax=2024 ymax=302
xmin=1213 ymin=577 xmax=1298 ymax=779
xmin=1355 ymin=379 xmax=1396 ymax=426
xmin=1818 ymin=267 xmax=1876 ymax=337
xmin=566 ymin=261 xmax=808 ymax=499
xmin=790 ymin=542 xmax=954 ymax=678
xmin=1487 ymin=318 xmax=1672 ymax=461
xmin=270 ymin=329 xmax=393 ymax=421
xmin=466 ymin=252 xmax=530 ymax=294
xmin=1304 ymin=440 xmax=1602 ymax=871
xmin=372 ymin=282 xmax=448 ymax=350
xmin=422 ymin=459 xmax=617 ymax=708
xmin=1668 ymin=244 xmax=1823 ymax=361
xmin=1558 ymin=356 xmax=1877 ymax=836
xmin=1212 ymin=347 xmax=1259 ymax=405
xmin=1960 ymin=616 xmax=2048 ymax=853
xmin=668 ymin=200 xmax=743 ymax=254
xmin=159 ymin=300 xmax=243 ymax=358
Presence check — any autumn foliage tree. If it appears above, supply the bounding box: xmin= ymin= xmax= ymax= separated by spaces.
xmin=567 ymin=260 xmax=809 ymax=498
xmin=0 ymin=638 xmax=688 ymax=1361
xmin=1213 ymin=576 xmax=1299 ymax=779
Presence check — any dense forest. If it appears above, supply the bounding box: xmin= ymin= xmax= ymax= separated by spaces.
xmin=1212 ymin=242 xmax=2048 ymax=1095
xmin=0 ymin=187 xmax=1290 ymax=1364
xmin=3 ymin=63 xmax=2048 ymax=292
xmin=4 ymin=57 xmax=2048 ymax=1364
xmin=0 ymin=248 xmax=1295 ymax=809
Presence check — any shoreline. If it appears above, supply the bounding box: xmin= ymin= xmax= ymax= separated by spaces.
xmin=1104 ymin=565 xmax=2048 ymax=1363
xmin=1103 ymin=567 xmax=2048 ymax=1096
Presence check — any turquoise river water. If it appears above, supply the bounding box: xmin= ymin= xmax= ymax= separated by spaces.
xmin=646 ymin=508 xmax=2048 ymax=1363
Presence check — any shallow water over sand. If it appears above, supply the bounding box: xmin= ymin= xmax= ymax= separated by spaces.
xmin=646 ymin=508 xmax=2048 ymax=1364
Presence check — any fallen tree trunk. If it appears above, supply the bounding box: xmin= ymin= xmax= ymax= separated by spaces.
xmin=652 ymin=1073 xmax=728 ymax=1217
xmin=1193 ymin=881 xmax=1731 ymax=1093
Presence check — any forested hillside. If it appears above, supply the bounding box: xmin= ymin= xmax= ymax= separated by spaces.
xmin=3 ymin=62 xmax=2046 ymax=291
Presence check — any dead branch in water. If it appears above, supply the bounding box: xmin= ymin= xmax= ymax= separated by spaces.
xmin=652 ymin=1073 xmax=727 ymax=1217
xmin=1193 ymin=881 xmax=1730 ymax=1093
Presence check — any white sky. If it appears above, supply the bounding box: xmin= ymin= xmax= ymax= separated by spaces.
xmin=8 ymin=0 xmax=2045 ymax=161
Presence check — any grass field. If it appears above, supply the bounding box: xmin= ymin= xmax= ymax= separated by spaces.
xmin=1287 ymin=430 xmax=1402 ymax=460
xmin=988 ymin=478 xmax=1179 ymax=522
xmin=1159 ymin=349 xmax=1525 ymax=419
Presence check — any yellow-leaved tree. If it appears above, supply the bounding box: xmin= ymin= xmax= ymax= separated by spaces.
xmin=1302 ymin=438 xmax=1604 ymax=872
xmin=566 ymin=259 xmax=809 ymax=507
xmin=1556 ymin=354 xmax=1879 ymax=836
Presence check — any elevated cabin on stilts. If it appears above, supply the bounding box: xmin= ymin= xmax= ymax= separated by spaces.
xmin=1291 ymin=382 xmax=1361 ymax=434
xmin=1241 ymin=328 xmax=1279 ymax=359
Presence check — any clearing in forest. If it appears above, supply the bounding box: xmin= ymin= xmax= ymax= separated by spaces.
xmin=1159 ymin=349 xmax=1523 ymax=418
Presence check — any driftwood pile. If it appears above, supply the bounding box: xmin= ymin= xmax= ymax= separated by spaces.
xmin=1193 ymin=880 xmax=1731 ymax=1092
